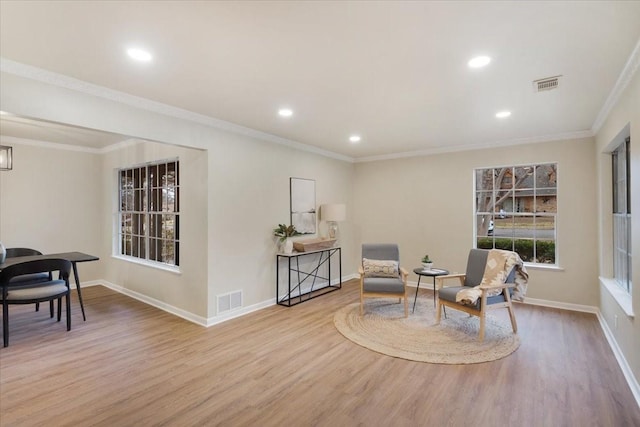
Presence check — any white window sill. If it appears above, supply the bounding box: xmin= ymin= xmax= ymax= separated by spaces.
xmin=600 ymin=277 xmax=634 ymax=317
xmin=112 ymin=254 xmax=182 ymax=275
xmin=524 ymin=263 xmax=564 ymax=272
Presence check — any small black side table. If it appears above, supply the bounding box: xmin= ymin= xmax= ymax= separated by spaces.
xmin=412 ymin=267 xmax=449 ymax=313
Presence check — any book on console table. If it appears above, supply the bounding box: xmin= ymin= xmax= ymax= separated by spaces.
xmin=293 ymin=238 xmax=337 ymax=252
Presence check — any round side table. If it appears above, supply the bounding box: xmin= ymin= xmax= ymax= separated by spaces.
xmin=412 ymin=267 xmax=449 ymax=313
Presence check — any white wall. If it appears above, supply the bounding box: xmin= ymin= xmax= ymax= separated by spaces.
xmin=354 ymin=136 xmax=599 ymax=305
xmin=0 ymin=142 xmax=102 ymax=282
xmin=595 ymin=69 xmax=639 ymax=384
xmin=101 ymin=140 xmax=209 ymax=317
xmin=0 ymin=71 xmax=356 ymax=321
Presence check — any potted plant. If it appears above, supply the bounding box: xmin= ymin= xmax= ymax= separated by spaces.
xmin=421 ymin=254 xmax=433 ymax=270
xmin=273 ymin=224 xmax=301 ymax=254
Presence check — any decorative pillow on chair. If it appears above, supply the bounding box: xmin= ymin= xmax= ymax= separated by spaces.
xmin=362 ymin=258 xmax=399 ymax=278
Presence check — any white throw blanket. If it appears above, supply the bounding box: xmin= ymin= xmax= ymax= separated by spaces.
xmin=456 ymin=250 xmax=528 ymax=306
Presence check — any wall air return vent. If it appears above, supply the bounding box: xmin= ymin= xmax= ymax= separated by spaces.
xmin=217 ymin=290 xmax=243 ymax=314
xmin=533 ymin=75 xmax=562 ymax=92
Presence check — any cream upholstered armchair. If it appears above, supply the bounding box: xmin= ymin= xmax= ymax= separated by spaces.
xmin=359 ymin=244 xmax=409 ymax=317
xmin=436 ymin=249 xmax=526 ymax=341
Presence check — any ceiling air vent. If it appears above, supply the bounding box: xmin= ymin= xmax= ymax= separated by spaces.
xmin=533 ymin=75 xmax=562 ymax=92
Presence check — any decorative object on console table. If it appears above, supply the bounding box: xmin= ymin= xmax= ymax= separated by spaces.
xmin=273 ymin=223 xmax=301 ymax=254
xmin=293 ymin=238 xmax=337 ymax=252
xmin=320 ymin=204 xmax=346 ymax=239
xmin=421 ymin=254 xmax=433 ymax=270
xmin=0 ymin=145 xmax=12 ymax=171
xmin=290 ymin=178 xmax=316 ymax=234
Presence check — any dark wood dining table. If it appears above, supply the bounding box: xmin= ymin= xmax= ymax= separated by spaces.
xmin=0 ymin=251 xmax=99 ymax=321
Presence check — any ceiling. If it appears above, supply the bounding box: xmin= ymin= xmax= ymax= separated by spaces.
xmin=1 ymin=1 xmax=639 ymax=160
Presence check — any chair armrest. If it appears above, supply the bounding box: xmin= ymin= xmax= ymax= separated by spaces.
xmin=438 ymin=273 xmax=466 ymax=287
xmin=400 ymin=267 xmax=409 ymax=278
xmin=358 ymin=266 xmax=365 ymax=277
xmin=479 ymin=282 xmax=516 ymax=291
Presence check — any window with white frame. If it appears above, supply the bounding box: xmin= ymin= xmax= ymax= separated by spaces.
xmin=118 ymin=159 xmax=180 ymax=267
xmin=474 ymin=164 xmax=557 ymax=265
xmin=612 ymin=137 xmax=631 ymax=293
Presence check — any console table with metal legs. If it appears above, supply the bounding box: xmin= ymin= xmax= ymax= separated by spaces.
xmin=276 ymin=247 xmax=342 ymax=307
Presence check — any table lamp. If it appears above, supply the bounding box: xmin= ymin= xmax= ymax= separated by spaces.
xmin=321 ymin=204 xmax=346 ymax=239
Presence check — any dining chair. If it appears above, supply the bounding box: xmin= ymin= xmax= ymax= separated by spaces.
xmin=6 ymin=248 xmax=54 ymax=315
xmin=0 ymin=258 xmax=72 ymax=347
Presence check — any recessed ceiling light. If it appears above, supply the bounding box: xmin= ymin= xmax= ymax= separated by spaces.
xmin=496 ymin=111 xmax=511 ymax=118
xmin=278 ymin=108 xmax=293 ymax=117
xmin=349 ymin=135 xmax=361 ymax=143
xmin=127 ymin=48 xmax=153 ymax=62
xmin=468 ymin=56 xmax=491 ymax=68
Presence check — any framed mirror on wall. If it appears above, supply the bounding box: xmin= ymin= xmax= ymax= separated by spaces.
xmin=290 ymin=177 xmax=316 ymax=234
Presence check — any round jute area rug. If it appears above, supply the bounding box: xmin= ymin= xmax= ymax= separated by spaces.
xmin=334 ymin=299 xmax=520 ymax=364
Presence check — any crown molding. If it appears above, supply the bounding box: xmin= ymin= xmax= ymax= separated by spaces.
xmin=0 ymin=134 xmax=146 ymax=155
xmin=0 ymin=58 xmax=354 ymax=163
xmin=2 ymin=55 xmax=623 ymax=164
xmin=355 ymin=130 xmax=594 ymax=163
xmin=591 ymin=37 xmax=640 ymax=133
xmin=0 ymin=134 xmax=100 ymax=153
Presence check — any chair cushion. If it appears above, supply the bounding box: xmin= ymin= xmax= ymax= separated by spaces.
xmin=8 ymin=272 xmax=51 ymax=286
xmin=439 ymin=285 xmax=509 ymax=309
xmin=362 ymin=258 xmax=399 ymax=278
xmin=465 ymin=249 xmax=489 ymax=287
xmin=363 ymin=277 xmax=404 ymax=293
xmin=362 ymin=244 xmax=399 ymax=262
xmin=1 ymin=281 xmax=68 ymax=301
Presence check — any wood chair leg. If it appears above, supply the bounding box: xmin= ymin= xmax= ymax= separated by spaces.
xmin=435 ymin=301 xmax=442 ymax=324
xmin=403 ymin=296 xmax=408 ymax=318
xmin=504 ymin=290 xmax=518 ymax=333
xmin=479 ymin=312 xmax=486 ymax=342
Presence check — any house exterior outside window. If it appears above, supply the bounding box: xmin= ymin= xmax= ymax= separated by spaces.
xmin=117 ymin=159 xmax=180 ymax=267
xmin=474 ymin=163 xmax=557 ymax=265
xmin=612 ymin=137 xmax=631 ymax=293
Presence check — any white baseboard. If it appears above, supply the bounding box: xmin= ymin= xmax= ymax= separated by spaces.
xmin=519 ymin=297 xmax=639 ymax=408
xmin=596 ymin=309 xmax=640 ymax=408
xmin=519 ymin=297 xmax=599 ymax=314
xmin=97 ymin=280 xmax=209 ymax=326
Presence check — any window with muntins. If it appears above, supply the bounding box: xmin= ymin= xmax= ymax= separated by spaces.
xmin=474 ymin=164 xmax=557 ymax=265
xmin=612 ymin=137 xmax=631 ymax=293
xmin=118 ymin=159 xmax=180 ymax=267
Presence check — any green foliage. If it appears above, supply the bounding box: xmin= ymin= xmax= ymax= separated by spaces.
xmin=477 ymin=238 xmax=555 ymax=264
xmin=273 ymin=224 xmax=301 ymax=242
xmin=421 ymin=254 xmax=432 ymax=263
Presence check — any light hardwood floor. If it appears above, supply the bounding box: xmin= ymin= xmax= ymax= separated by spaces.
xmin=1 ymin=281 xmax=638 ymax=426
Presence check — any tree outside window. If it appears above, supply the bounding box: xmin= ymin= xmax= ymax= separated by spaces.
xmin=118 ymin=160 xmax=180 ymax=267
xmin=475 ymin=164 xmax=557 ymax=264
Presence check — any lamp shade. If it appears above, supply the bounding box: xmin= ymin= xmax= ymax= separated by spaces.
xmin=321 ymin=204 xmax=346 ymax=222
xmin=0 ymin=145 xmax=12 ymax=170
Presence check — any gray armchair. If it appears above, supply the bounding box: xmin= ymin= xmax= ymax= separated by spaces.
xmin=359 ymin=244 xmax=409 ymax=317
xmin=436 ymin=249 xmax=522 ymax=341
